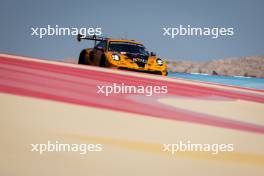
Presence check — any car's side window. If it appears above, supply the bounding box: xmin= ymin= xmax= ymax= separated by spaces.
xmin=95 ymin=41 xmax=107 ymax=50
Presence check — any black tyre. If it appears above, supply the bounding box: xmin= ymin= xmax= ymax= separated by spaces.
xmin=78 ymin=49 xmax=87 ymax=64
xmin=99 ymin=55 xmax=106 ymax=67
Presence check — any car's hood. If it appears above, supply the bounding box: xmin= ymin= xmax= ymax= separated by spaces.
xmin=123 ymin=53 xmax=149 ymax=67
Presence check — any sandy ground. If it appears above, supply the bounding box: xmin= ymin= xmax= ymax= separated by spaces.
xmin=0 ymin=54 xmax=264 ymax=176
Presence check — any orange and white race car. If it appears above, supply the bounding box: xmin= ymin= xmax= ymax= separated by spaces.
xmin=77 ymin=34 xmax=167 ymax=76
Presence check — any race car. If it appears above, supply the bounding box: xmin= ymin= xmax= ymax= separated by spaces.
xmin=77 ymin=34 xmax=168 ymax=76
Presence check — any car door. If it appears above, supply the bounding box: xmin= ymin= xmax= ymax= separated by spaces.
xmin=93 ymin=40 xmax=107 ymax=66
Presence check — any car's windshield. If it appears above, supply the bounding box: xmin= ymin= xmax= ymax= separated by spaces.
xmin=108 ymin=42 xmax=148 ymax=55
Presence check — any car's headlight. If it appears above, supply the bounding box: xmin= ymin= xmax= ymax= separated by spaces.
xmin=112 ymin=54 xmax=120 ymax=61
xmin=156 ymin=58 xmax=163 ymax=65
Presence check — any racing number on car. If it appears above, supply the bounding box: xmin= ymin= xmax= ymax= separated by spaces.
xmin=133 ymin=58 xmax=147 ymax=63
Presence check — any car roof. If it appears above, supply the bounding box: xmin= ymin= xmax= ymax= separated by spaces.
xmin=106 ymin=39 xmax=143 ymax=45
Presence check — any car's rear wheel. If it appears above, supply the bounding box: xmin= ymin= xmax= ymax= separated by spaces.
xmin=78 ymin=49 xmax=87 ymax=64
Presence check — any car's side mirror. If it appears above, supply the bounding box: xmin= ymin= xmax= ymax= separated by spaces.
xmin=150 ymin=52 xmax=156 ymax=56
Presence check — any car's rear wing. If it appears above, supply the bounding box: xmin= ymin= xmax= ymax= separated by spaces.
xmin=77 ymin=34 xmax=106 ymax=41
xmin=77 ymin=34 xmax=108 ymax=46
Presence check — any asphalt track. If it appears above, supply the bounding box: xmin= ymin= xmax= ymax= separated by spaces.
xmin=0 ymin=53 xmax=264 ymax=176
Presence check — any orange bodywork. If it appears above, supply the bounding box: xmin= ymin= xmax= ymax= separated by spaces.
xmin=78 ymin=38 xmax=167 ymax=76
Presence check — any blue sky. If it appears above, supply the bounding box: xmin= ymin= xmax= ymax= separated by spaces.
xmin=0 ymin=0 xmax=263 ymax=61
